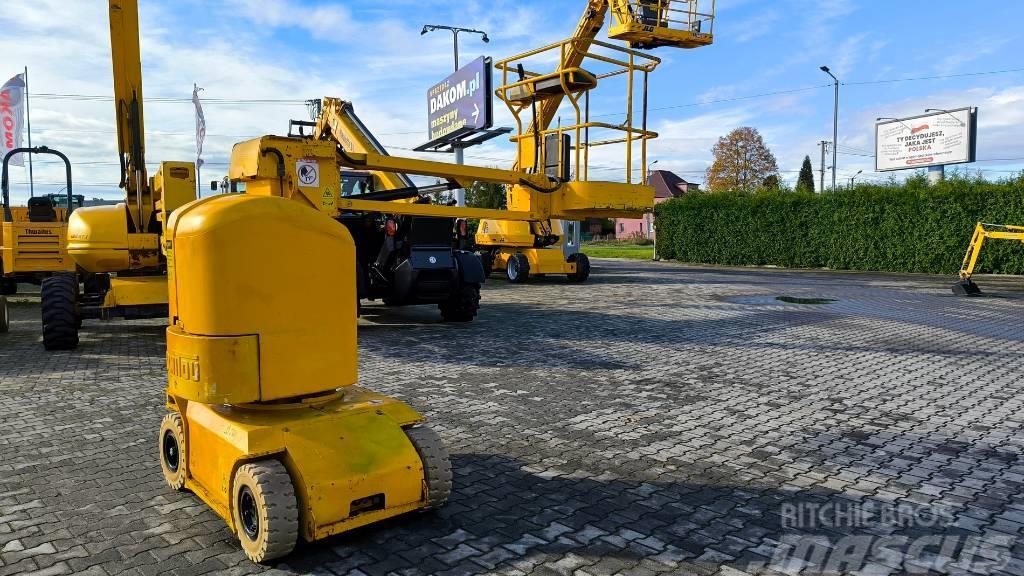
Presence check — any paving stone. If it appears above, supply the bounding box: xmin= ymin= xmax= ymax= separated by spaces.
xmin=1 ymin=264 xmax=1023 ymax=575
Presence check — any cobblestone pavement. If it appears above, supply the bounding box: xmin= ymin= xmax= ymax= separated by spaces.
xmin=2 ymin=260 xmax=1024 ymax=576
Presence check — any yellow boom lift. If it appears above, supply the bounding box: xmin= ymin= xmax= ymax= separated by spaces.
xmin=475 ymin=0 xmax=714 ymax=283
xmin=952 ymin=222 xmax=1024 ymax=295
xmin=1 ymin=147 xmax=77 ymax=333
xmin=38 ymin=0 xmax=196 ymax=350
xmin=156 ymin=0 xmax=713 ymax=564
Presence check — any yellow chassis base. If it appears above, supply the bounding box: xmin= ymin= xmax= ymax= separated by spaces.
xmin=101 ymin=276 xmax=168 ymax=308
xmin=492 ymin=247 xmax=577 ymax=276
xmin=168 ymin=386 xmax=431 ymax=543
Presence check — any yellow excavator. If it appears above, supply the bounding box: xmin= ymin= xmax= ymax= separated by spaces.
xmin=1 ymin=147 xmax=78 ymax=333
xmin=38 ymin=0 xmax=196 ymax=350
xmin=475 ymin=0 xmax=714 ymax=283
xmin=952 ymin=222 xmax=1024 ymax=295
xmin=156 ymin=0 xmax=712 ymax=564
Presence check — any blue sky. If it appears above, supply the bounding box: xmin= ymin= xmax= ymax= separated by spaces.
xmin=2 ymin=0 xmax=1023 ymax=202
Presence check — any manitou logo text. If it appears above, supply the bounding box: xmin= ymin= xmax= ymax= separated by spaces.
xmin=1 ymin=89 xmax=15 ymax=150
xmin=168 ymin=354 xmax=201 ymax=382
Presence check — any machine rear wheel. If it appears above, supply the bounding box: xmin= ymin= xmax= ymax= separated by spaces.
xmin=506 ymin=253 xmax=530 ymax=283
xmin=405 ymin=426 xmax=452 ymax=509
xmin=568 ymin=253 xmax=591 ymax=283
xmin=0 ymin=296 xmax=9 ymax=333
xmin=232 ymin=460 xmax=298 ymax=563
xmin=439 ymin=283 xmax=480 ymax=322
xmin=159 ymin=412 xmax=188 ymax=490
xmin=41 ymin=272 xmax=79 ymax=351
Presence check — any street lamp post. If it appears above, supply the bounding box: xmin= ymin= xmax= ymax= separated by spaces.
xmin=849 ymin=169 xmax=862 ymax=188
xmin=421 ymin=24 xmax=489 ymax=73
xmin=421 ymin=24 xmax=489 ymax=207
xmin=820 ymin=66 xmax=839 ymax=192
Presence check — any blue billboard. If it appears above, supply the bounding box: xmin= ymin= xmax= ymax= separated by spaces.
xmin=427 ymin=56 xmax=493 ymax=143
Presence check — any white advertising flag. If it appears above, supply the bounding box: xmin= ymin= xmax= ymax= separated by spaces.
xmin=1 ymin=73 xmax=26 ymax=167
xmin=192 ymin=84 xmax=206 ymax=159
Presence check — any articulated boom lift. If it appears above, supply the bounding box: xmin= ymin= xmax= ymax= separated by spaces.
xmin=156 ymin=0 xmax=708 ymax=565
xmin=476 ymin=0 xmax=715 ymax=282
xmin=38 ymin=0 xmax=197 ymax=350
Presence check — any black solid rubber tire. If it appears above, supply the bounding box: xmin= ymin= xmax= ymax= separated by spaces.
xmin=568 ymin=253 xmax=591 ymax=283
xmin=159 ymin=412 xmax=188 ymax=491
xmin=506 ymin=253 xmax=530 ymax=283
xmin=0 ymin=296 xmax=8 ymax=333
xmin=405 ymin=426 xmax=452 ymax=509
xmin=232 ymin=460 xmax=298 ymax=563
xmin=41 ymin=272 xmax=79 ymax=351
xmin=439 ymin=283 xmax=480 ymax=322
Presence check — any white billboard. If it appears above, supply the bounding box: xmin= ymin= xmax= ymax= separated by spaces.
xmin=875 ymin=107 xmax=977 ymax=172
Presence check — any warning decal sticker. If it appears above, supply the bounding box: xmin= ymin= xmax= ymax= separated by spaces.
xmin=296 ymin=159 xmax=320 ymax=188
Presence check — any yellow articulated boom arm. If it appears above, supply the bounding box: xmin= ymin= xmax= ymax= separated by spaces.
xmin=958 ymin=222 xmax=1024 ymax=280
xmin=108 ymin=0 xmax=151 ymax=232
xmin=312 ymin=97 xmax=415 ymax=193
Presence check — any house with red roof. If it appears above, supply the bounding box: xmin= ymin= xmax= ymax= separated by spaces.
xmin=614 ymin=170 xmax=699 ymax=239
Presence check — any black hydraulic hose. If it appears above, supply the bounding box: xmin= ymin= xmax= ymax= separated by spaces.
xmin=347 ymin=187 xmax=422 ymax=202
xmin=260 ymin=147 xmax=286 ymax=195
xmin=336 ymin=146 xmax=367 ymax=167
xmin=519 ymin=175 xmax=563 ymax=194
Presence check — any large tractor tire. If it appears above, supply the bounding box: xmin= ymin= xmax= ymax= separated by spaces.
xmin=0 ymin=296 xmax=8 ymax=333
xmin=41 ymin=272 xmax=80 ymax=351
xmin=232 ymin=460 xmax=298 ymax=563
xmin=506 ymin=253 xmax=530 ymax=284
xmin=567 ymin=253 xmax=591 ymax=283
xmin=405 ymin=426 xmax=452 ymax=509
xmin=439 ymin=283 xmax=480 ymax=322
xmin=159 ymin=413 xmax=188 ymax=491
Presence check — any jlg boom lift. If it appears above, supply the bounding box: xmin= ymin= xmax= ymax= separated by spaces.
xmin=38 ymin=0 xmax=196 ymax=350
xmin=156 ymin=0 xmax=714 ymax=563
xmin=0 ymin=147 xmax=77 ymax=334
xmin=476 ymin=0 xmax=714 ymax=283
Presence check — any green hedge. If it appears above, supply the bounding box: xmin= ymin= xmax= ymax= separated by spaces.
xmin=653 ymin=174 xmax=1024 ymax=275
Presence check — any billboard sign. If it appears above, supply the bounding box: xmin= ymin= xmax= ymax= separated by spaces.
xmin=875 ymin=107 xmax=977 ymax=172
xmin=427 ymin=56 xmax=492 ymax=143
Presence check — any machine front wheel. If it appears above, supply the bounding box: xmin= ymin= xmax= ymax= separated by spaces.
xmin=159 ymin=413 xmax=188 ymax=491
xmin=506 ymin=253 xmax=530 ymax=283
xmin=406 ymin=426 xmax=452 ymax=509
xmin=568 ymin=253 xmax=591 ymax=283
xmin=40 ymin=272 xmax=80 ymax=350
xmin=0 ymin=296 xmax=9 ymax=333
xmin=439 ymin=283 xmax=480 ymax=322
xmin=232 ymin=460 xmax=298 ymax=563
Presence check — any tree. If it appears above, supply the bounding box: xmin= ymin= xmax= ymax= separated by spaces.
xmin=466 ymin=181 xmax=507 ymax=209
xmin=704 ymin=127 xmax=780 ymax=193
xmin=797 ymin=155 xmax=816 ymax=193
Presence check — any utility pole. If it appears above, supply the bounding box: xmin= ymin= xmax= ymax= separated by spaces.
xmin=819 ymin=140 xmax=829 ymax=193
xmin=421 ymin=24 xmax=489 ymax=207
xmin=820 ymin=66 xmax=839 ymax=192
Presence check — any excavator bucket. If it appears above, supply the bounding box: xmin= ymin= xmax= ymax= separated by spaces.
xmin=608 ymin=0 xmax=714 ymax=49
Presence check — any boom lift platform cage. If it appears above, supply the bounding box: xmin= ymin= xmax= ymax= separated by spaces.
xmin=475 ymin=0 xmax=714 ymax=282
xmin=497 ymin=1 xmax=715 ymax=188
